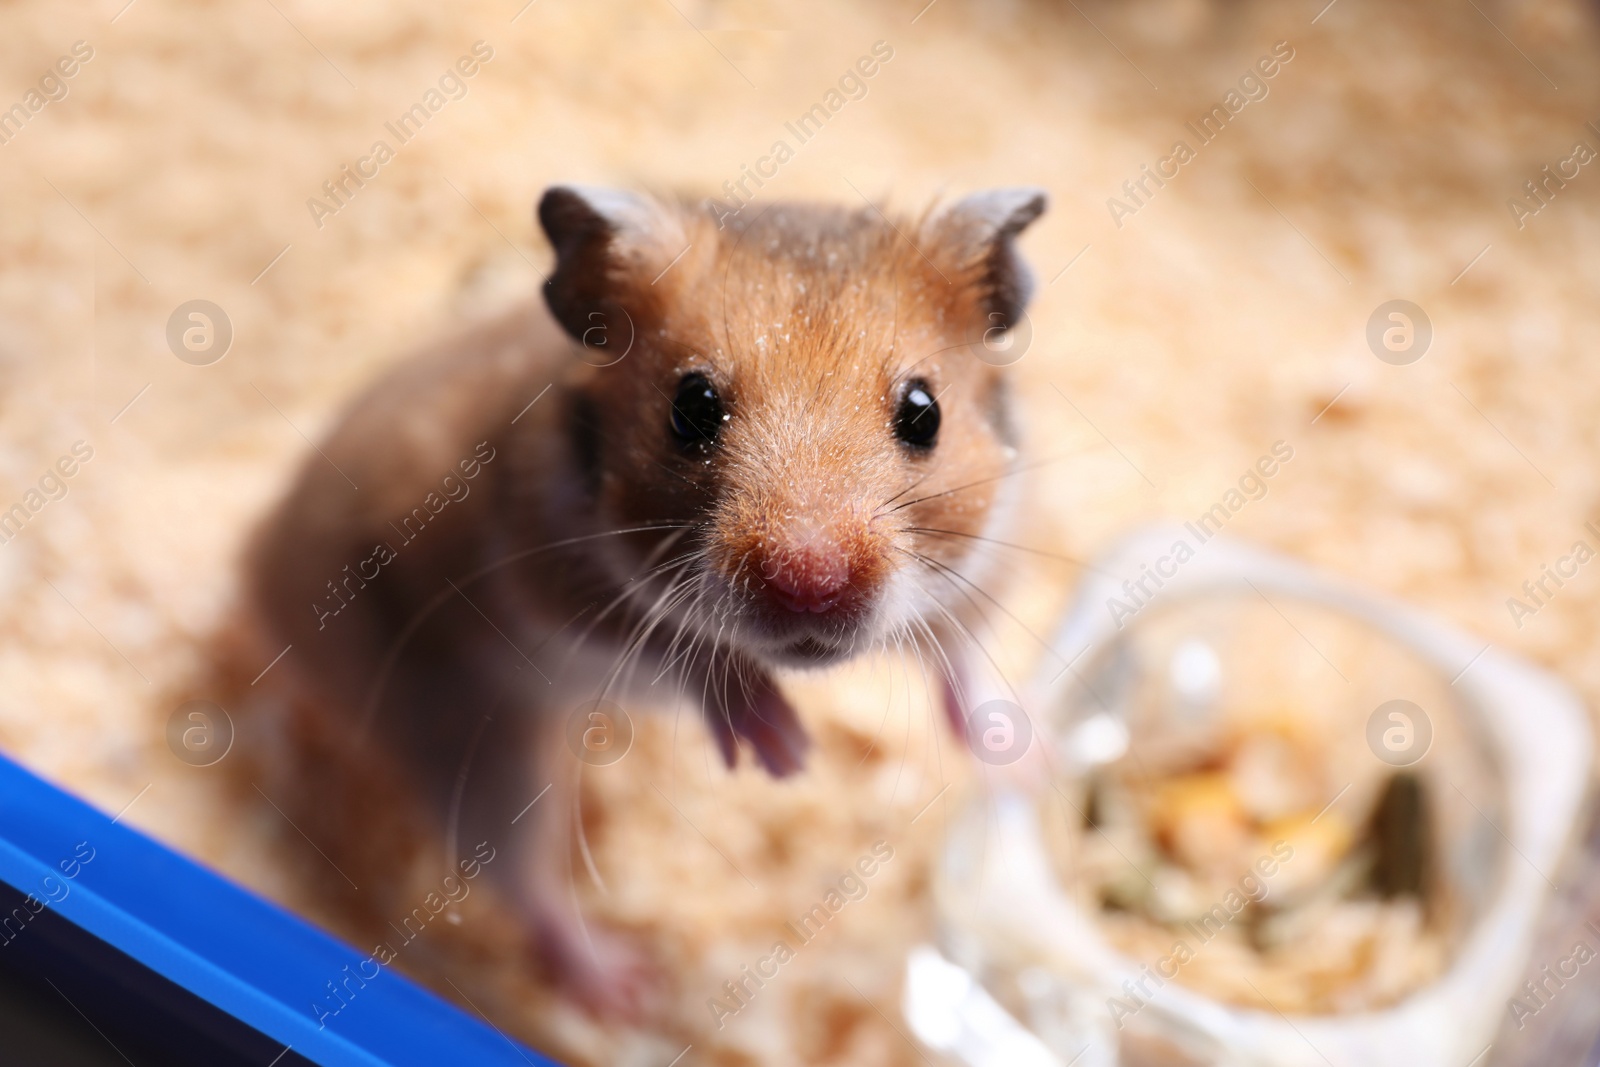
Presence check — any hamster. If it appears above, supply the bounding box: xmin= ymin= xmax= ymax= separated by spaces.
xmin=242 ymin=184 xmax=1047 ymax=1015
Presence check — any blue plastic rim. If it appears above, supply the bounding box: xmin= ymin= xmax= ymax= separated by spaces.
xmin=0 ymin=749 xmax=558 ymax=1067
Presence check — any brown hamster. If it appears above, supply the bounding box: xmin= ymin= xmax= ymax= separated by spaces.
xmin=242 ymin=184 xmax=1047 ymax=1014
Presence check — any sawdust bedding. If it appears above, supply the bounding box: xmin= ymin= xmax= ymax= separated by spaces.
xmin=2 ymin=0 xmax=1599 ymax=1063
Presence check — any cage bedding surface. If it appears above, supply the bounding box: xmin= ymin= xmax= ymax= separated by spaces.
xmin=2 ymin=0 xmax=1599 ymax=1063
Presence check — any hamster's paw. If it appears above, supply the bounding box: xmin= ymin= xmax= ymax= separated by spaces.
xmin=536 ymin=914 xmax=658 ymax=1020
xmin=703 ymin=664 xmax=810 ymax=777
xmin=940 ymin=671 xmax=967 ymax=739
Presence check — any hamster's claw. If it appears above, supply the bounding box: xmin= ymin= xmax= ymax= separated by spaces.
xmin=704 ymin=667 xmax=810 ymax=777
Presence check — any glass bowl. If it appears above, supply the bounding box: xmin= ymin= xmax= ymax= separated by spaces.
xmin=917 ymin=527 xmax=1590 ymax=1067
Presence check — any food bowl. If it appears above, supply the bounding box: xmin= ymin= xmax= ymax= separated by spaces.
xmin=908 ymin=527 xmax=1591 ymax=1067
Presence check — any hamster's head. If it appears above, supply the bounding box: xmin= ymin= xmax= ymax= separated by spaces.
xmin=538 ymin=185 xmax=1046 ymax=669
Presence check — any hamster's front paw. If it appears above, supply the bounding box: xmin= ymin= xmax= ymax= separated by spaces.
xmin=703 ymin=663 xmax=810 ymax=777
xmin=534 ymin=911 xmax=659 ymax=1020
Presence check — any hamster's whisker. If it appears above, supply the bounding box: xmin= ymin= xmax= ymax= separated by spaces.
xmin=441 ymin=670 xmax=523 ymax=868
xmin=700 ymin=596 xmax=735 ymax=722
xmin=906 ymin=620 xmax=952 ymax=796
xmin=886 ymin=452 xmax=1066 ymax=514
xmin=908 ymin=612 xmax=959 ymax=712
xmin=913 ymin=578 xmax=1021 ymax=705
xmin=678 ymin=580 xmax=724 ymax=691
xmin=683 ymin=575 xmax=724 ymax=674
xmin=530 ymin=552 xmax=699 ymax=690
xmin=592 ymin=568 xmax=689 ymax=699
xmin=697 ymin=634 xmax=723 ymax=741
xmin=906 ymin=527 xmax=1107 ymax=575
xmin=885 ymin=631 xmax=915 ymax=801
xmin=560 ymin=548 xmax=701 ymax=656
xmin=652 ymin=573 xmax=714 ymax=686
xmin=596 ymin=568 xmax=702 ymax=706
xmin=633 ymin=523 xmax=699 ymax=572
xmin=716 ymin=630 xmax=742 ymax=751
xmin=354 ymin=523 xmax=700 ymax=734
xmin=651 ymin=600 xmax=698 ymax=686
xmin=855 ymin=629 xmax=899 ymax=770
xmin=877 ymin=468 xmax=938 ymax=511
xmin=575 ymin=787 xmax=608 ymax=895
xmin=901 ymin=547 xmax=1060 ymax=662
xmin=896 ymin=545 xmax=994 ymax=630
xmin=905 ymin=611 xmax=960 ymax=780
xmin=623 ymin=569 xmax=705 ymax=686
xmin=597 ymin=600 xmax=685 ymax=717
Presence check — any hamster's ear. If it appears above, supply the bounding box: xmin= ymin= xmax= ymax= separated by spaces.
xmin=927 ymin=187 xmax=1048 ymax=330
xmin=537 ymin=185 xmax=680 ymax=343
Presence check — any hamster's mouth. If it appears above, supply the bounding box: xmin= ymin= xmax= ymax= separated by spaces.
xmin=755 ymin=634 xmax=853 ymax=668
xmin=789 ymin=637 xmax=841 ymax=661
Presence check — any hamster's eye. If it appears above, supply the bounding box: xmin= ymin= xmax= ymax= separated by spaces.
xmin=894 ymin=379 xmax=940 ymax=449
xmin=669 ymin=372 xmax=725 ymax=447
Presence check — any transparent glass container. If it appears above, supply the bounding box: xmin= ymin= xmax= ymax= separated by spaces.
xmin=916 ymin=528 xmax=1591 ymax=1067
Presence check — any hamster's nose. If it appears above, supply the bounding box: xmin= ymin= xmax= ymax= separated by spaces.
xmin=756 ymin=533 xmax=855 ymax=615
